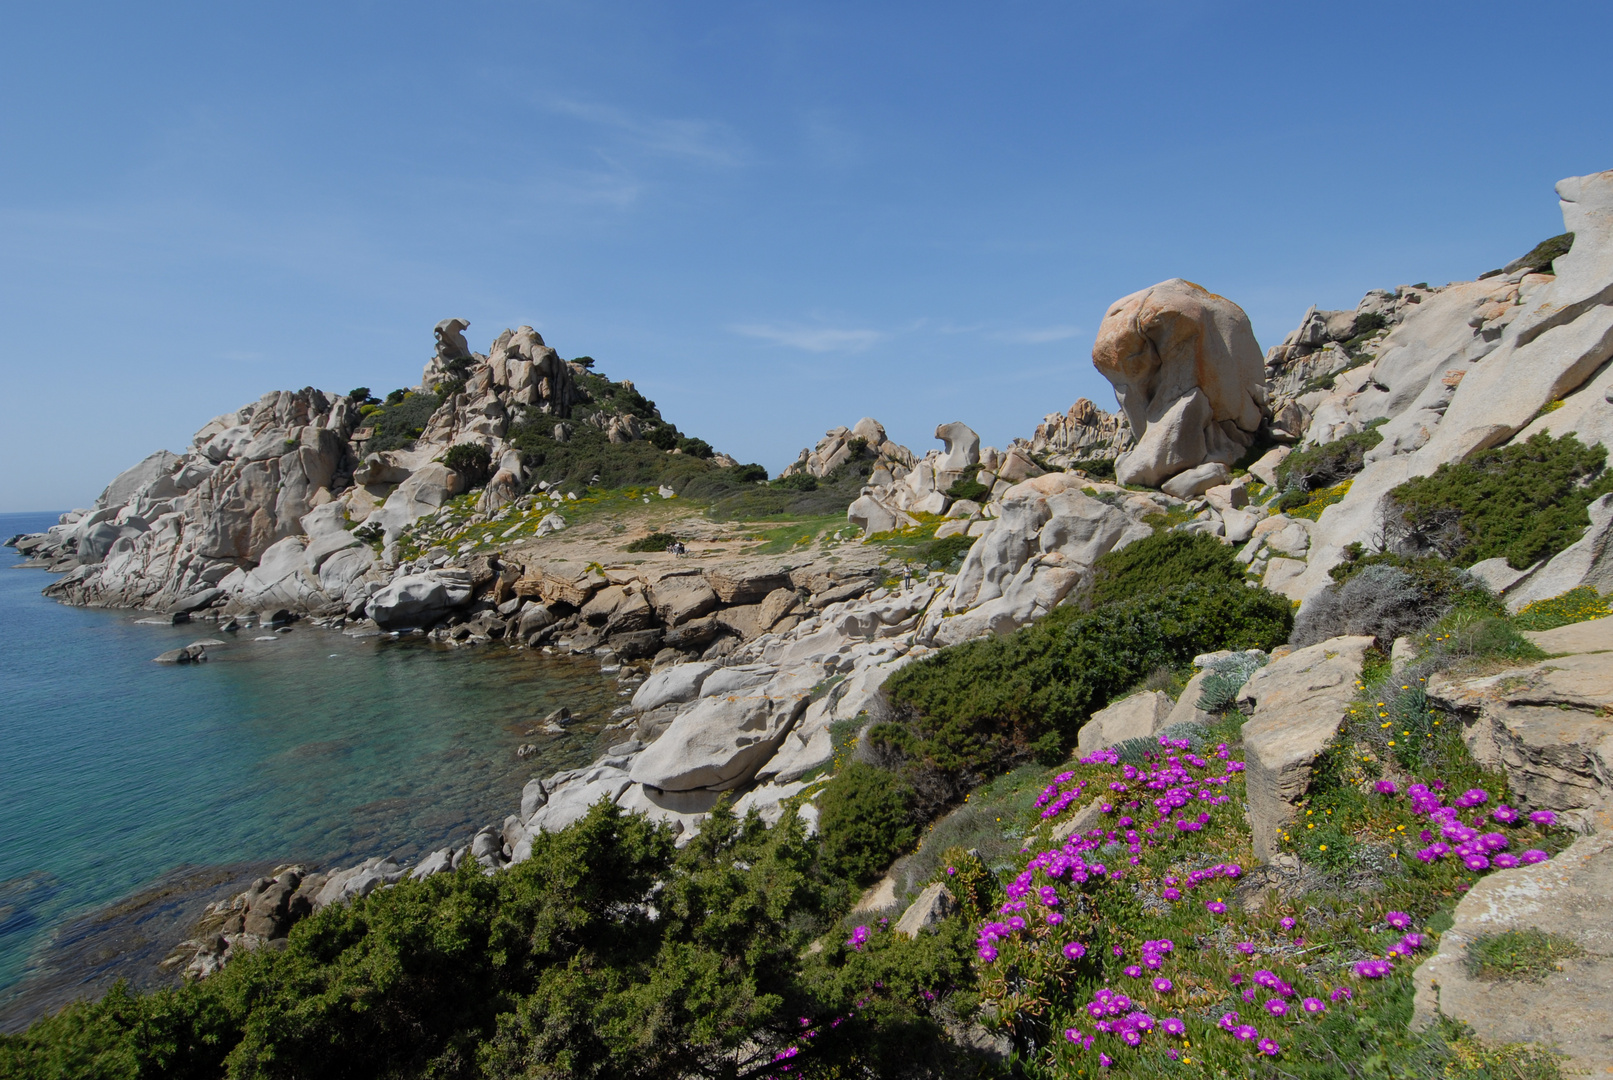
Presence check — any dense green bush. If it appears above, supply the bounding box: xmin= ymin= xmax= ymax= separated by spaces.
xmin=728 ymin=462 xmax=768 ymax=483
xmin=1069 ymin=457 xmax=1116 ymax=480
xmin=943 ymin=478 xmax=990 ymax=503
xmin=366 ymin=391 xmax=444 ymax=452
xmin=772 ymin=472 xmax=819 ymax=492
xmin=1505 ymin=231 xmax=1574 ymax=275
xmin=676 ymin=436 xmax=714 ymax=459
xmin=442 ymin=443 xmax=493 ymax=487
xmin=624 ymin=531 xmax=678 ymax=553
xmin=346 ymin=386 xmax=379 ymax=406
xmin=875 ymin=582 xmax=1292 ymax=789
xmin=1385 ymin=432 xmax=1613 ymax=569
xmin=816 ymin=763 xmax=918 ymax=885
xmin=1087 ymin=530 xmax=1246 ymax=607
xmin=0 ymin=801 xmax=974 ymax=1080
xmin=1275 ymin=423 xmax=1384 ymax=500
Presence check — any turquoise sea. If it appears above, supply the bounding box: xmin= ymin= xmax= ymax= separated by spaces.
xmin=0 ymin=511 xmax=620 ymax=1030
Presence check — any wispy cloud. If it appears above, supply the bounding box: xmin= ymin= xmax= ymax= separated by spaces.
xmin=546 ymin=98 xmax=748 ymax=167
xmin=728 ymin=322 xmax=887 ymax=352
xmin=993 ymin=324 xmax=1085 ymax=344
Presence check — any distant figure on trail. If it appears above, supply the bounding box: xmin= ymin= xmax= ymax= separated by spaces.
xmin=665 ymin=540 xmax=687 ymax=557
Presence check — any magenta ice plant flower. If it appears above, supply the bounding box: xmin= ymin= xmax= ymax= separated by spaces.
xmin=1259 ymin=1038 xmax=1281 ymax=1056
xmin=1529 ymin=810 xmax=1556 ymax=827
xmin=1302 ymin=997 xmax=1325 ymax=1014
xmin=1233 ymin=1024 xmax=1259 ymax=1041
xmin=1063 ymin=941 xmax=1087 ymax=960
xmin=1206 ymin=900 xmax=1228 ymax=914
xmin=1330 ymin=986 xmax=1353 ymax=1002
xmin=1153 ymin=977 xmax=1173 ymax=993
xmin=1163 ymin=1017 xmax=1186 ymax=1035
xmin=1265 ymin=999 xmax=1288 ymax=1017
xmin=1124 ymin=965 xmax=1143 ymax=978
xmin=1385 ymin=911 xmax=1411 ymax=929
xmin=1354 ymin=959 xmax=1394 ymax=979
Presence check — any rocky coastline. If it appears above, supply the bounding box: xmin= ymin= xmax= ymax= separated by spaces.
xmin=8 ymin=168 xmax=1613 ymax=1044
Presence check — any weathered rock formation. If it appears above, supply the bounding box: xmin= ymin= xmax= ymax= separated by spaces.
xmin=1092 ymin=278 xmax=1270 ymax=488
xmin=10 ymin=321 xmax=683 ymax=619
xmin=1411 ymin=831 xmax=1613 ymax=1077
xmin=1029 ymin=397 xmax=1133 ymax=463
xmin=1258 ymin=169 xmax=1613 ymax=607
xmin=1239 ymin=635 xmax=1375 ymax=862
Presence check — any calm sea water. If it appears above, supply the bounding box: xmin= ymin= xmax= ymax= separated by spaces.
xmin=0 ymin=511 xmax=621 ymax=1028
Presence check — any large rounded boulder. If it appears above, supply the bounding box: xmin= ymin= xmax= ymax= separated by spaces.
xmin=1092 ymin=278 xmax=1268 ymax=488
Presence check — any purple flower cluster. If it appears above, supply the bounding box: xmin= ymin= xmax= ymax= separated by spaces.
xmin=846 ymin=925 xmax=870 ymax=951
xmin=1354 ymin=959 xmax=1394 ymax=979
xmin=1036 ymin=771 xmax=1089 ymax=820
xmin=976 ymin=741 xmax=1247 ymax=965
xmin=1389 ymin=783 xmax=1555 ymax=868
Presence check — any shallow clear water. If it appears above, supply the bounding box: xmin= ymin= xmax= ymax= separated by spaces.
xmin=0 ymin=511 xmax=620 ymax=1025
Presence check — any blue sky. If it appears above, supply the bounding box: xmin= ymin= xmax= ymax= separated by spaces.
xmin=3 ymin=1 xmax=1610 ymax=511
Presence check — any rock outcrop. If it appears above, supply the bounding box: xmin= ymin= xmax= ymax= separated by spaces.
xmin=919 ymin=473 xmax=1152 ymax=646
xmin=1266 ymin=170 xmax=1613 ymax=605
xmin=1411 ymin=831 xmax=1613 ymax=1077
xmin=1029 ymin=398 xmax=1133 ymax=464
xmin=1092 ymin=279 xmax=1270 ymax=488
xmin=12 ymin=321 xmax=696 ymax=620
xmin=1427 ymin=615 xmax=1613 ymax=824
xmin=1239 ymin=636 xmax=1374 ymax=862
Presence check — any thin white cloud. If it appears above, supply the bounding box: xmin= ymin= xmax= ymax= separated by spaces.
xmin=546 ymin=98 xmax=748 ymax=167
xmin=994 ymin=324 xmax=1085 ymax=344
xmin=728 ymin=322 xmax=887 ymax=352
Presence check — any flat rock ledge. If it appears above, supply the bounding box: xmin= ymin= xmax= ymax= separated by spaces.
xmin=1412 ymin=831 xmax=1613 ymax=1076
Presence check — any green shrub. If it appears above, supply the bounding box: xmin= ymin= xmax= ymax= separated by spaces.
xmin=943 ymin=478 xmax=991 ymax=503
xmin=366 ymin=391 xmax=443 ymax=452
xmin=1070 ymin=457 xmax=1116 ymax=480
xmin=876 ymin=582 xmax=1292 ymax=788
xmin=441 ymin=442 xmax=493 ymax=487
xmin=1088 ymin=530 xmax=1246 ymax=607
xmin=676 ymin=436 xmax=714 ymax=459
xmin=914 ymin=532 xmax=975 ymax=571
xmin=728 ymin=462 xmax=768 ymax=483
xmin=816 ymin=763 xmax=917 ymax=885
xmin=646 ymin=424 xmax=679 ymax=450
xmin=1275 ymin=423 xmax=1385 ymax=494
xmin=0 ymin=801 xmax=973 ymax=1079
xmin=1385 ymin=433 xmax=1613 ymax=569
xmin=772 ymin=472 xmax=819 ymax=492
xmin=1506 ymin=231 xmax=1574 ymax=275
xmin=347 ymin=386 xmax=378 ymax=406
xmin=1298 ymin=553 xmax=1501 ymax=648
xmin=1196 ymin=651 xmax=1268 ymax=713
xmin=625 ymin=531 xmax=678 ymax=553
